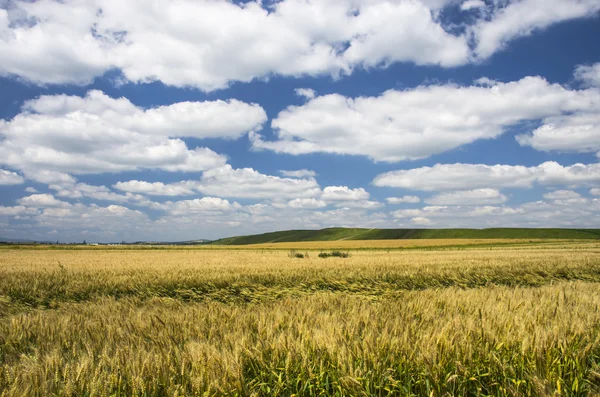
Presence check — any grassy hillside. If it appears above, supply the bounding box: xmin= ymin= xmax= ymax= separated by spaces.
xmin=210 ymin=227 xmax=600 ymax=245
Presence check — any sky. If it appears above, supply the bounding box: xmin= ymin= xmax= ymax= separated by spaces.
xmin=1 ymin=0 xmax=600 ymax=242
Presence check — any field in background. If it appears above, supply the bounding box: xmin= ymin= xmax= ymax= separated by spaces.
xmin=2 ymin=237 xmax=597 ymax=251
xmin=209 ymin=227 xmax=600 ymax=245
xmin=1 ymin=240 xmax=600 ymax=396
xmin=229 ymin=238 xmax=597 ymax=250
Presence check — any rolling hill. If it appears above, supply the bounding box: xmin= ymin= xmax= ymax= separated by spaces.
xmin=209 ymin=227 xmax=600 ymax=245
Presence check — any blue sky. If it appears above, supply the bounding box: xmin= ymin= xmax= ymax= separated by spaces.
xmin=1 ymin=0 xmax=600 ymax=242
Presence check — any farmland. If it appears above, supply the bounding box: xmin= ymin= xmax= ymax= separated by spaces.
xmin=208 ymin=227 xmax=600 ymax=245
xmin=1 ymin=240 xmax=600 ymax=396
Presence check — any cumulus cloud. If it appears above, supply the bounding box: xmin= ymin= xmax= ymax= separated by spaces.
xmin=0 ymin=0 xmax=471 ymax=90
xmin=386 ymin=196 xmax=600 ymax=228
xmin=425 ymin=189 xmax=507 ymax=205
xmin=321 ymin=186 xmax=370 ymax=201
xmin=158 ymin=198 xmax=239 ymax=215
xmin=1 ymin=0 xmax=596 ymax=90
xmin=0 ymin=90 xmax=266 ymax=175
xmin=470 ymin=0 xmax=600 ymax=59
xmin=393 ymin=206 xmax=446 ymax=218
xmin=536 ymin=162 xmax=600 ymax=187
xmin=17 ymin=194 xmax=71 ymax=208
xmin=591 ymin=188 xmax=600 ymax=196
xmin=34 ymin=203 xmax=151 ymax=241
xmin=373 ymin=161 xmax=600 ymax=191
xmin=541 ymin=190 xmax=587 ymax=206
xmin=14 ymin=171 xmax=155 ymax=206
xmin=3 ymin=188 xmax=600 ymax=242
xmin=339 ymin=0 xmax=468 ymax=69
xmin=48 ymin=182 xmax=151 ymax=205
xmin=280 ymin=169 xmax=316 ymax=178
xmin=333 ymin=200 xmax=384 ymax=209
xmin=114 ymin=166 xmax=322 ymax=200
xmin=288 ymin=198 xmax=327 ymax=209
xmin=575 ymin=63 xmax=600 ymax=87
xmin=386 ymin=196 xmax=421 ymax=204
xmin=0 ymin=169 xmax=24 ymax=185
xmin=411 ymin=216 xmax=433 ymax=226
xmin=295 ymin=88 xmax=316 ymax=100
xmin=0 ymin=198 xmax=163 ymax=242
xmin=517 ymin=113 xmax=600 ymax=155
xmin=460 ymin=0 xmax=486 ymax=11
xmin=113 ymin=181 xmax=195 ymax=196
xmin=196 ymin=165 xmax=321 ymax=199
xmin=23 ymin=170 xmax=76 ymax=185
xmin=252 ymin=76 xmax=600 ymax=162
xmin=287 ymin=186 xmax=381 ymax=209
xmin=543 ymin=190 xmax=581 ymax=200
xmin=0 ymin=205 xmax=38 ymax=216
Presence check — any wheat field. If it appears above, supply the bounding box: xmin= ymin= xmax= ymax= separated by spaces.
xmin=1 ymin=241 xmax=600 ymax=396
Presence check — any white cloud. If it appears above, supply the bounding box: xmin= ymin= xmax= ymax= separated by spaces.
xmin=591 ymin=188 xmax=600 ymax=196
xmin=113 ymin=180 xmax=195 ymax=196
xmin=333 ymin=200 xmax=383 ymax=209
xmin=411 ymin=216 xmax=432 ymax=226
xmin=0 ymin=205 xmax=37 ymax=216
xmin=386 ymin=197 xmax=600 ymax=228
xmin=460 ymin=0 xmax=485 ymax=11
xmin=252 ymin=76 xmax=600 ymax=162
xmin=0 ymin=90 xmax=267 ymax=176
xmin=154 ymin=196 xmax=600 ymax=236
xmin=22 ymin=170 xmax=76 ymax=185
xmin=516 ymin=113 xmax=600 ymax=155
xmin=280 ymin=169 xmax=316 ymax=178
xmin=4 ymin=188 xmax=600 ymax=242
xmin=37 ymin=203 xmax=150 ymax=236
xmin=536 ymin=162 xmax=600 ymax=187
xmin=159 ymin=198 xmax=238 ymax=215
xmin=18 ymin=90 xmax=266 ymax=139
xmin=0 ymin=0 xmax=470 ymax=90
xmin=393 ymin=209 xmax=424 ymax=218
xmin=288 ymin=198 xmax=327 ymax=209
xmin=11 ymin=169 xmax=156 ymax=207
xmin=543 ymin=190 xmax=581 ymax=200
xmin=0 ymin=199 xmax=154 ymax=242
xmin=374 ymin=163 xmax=535 ymax=190
xmin=48 ymin=182 xmax=151 ymax=205
xmin=393 ymin=204 xmax=525 ymax=222
xmin=548 ymin=197 xmax=588 ymax=206
xmin=1 ymin=0 xmax=598 ymax=91
xmin=0 ymin=169 xmax=24 ymax=185
xmin=114 ymin=167 xmax=322 ymax=200
xmin=470 ymin=0 xmax=600 ymax=59
xmin=295 ymin=88 xmax=316 ymax=100
xmin=282 ymin=186 xmax=382 ymax=210
xmin=17 ymin=194 xmax=71 ymax=208
xmin=321 ymin=186 xmax=370 ymax=201
xmin=575 ymin=63 xmax=600 ymax=88
xmin=425 ymin=188 xmax=507 ymax=205
xmin=0 ymin=2 xmax=111 ymax=86
xmin=386 ymin=196 xmax=421 ymax=204
xmin=374 ymin=161 xmax=600 ymax=191
xmin=340 ymin=0 xmax=468 ymax=69
xmin=196 ymin=165 xmax=321 ymax=199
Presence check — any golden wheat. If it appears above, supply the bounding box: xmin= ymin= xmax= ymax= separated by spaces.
xmin=0 ymin=241 xmax=599 ymax=396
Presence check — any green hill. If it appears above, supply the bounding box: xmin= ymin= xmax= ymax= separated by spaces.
xmin=209 ymin=227 xmax=600 ymax=245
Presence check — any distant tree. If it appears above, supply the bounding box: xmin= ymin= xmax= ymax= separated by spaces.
xmin=83 ymin=240 xmax=86 ymax=245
